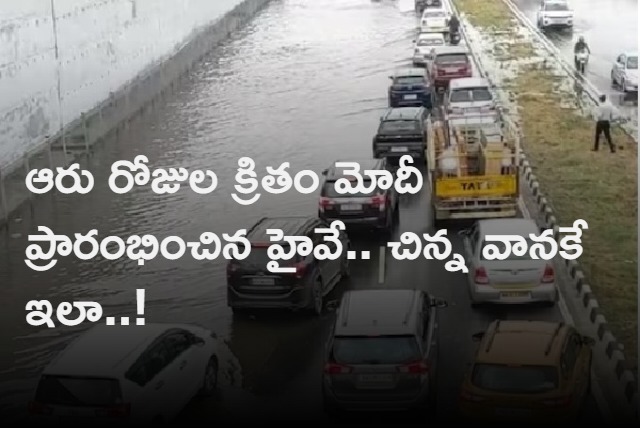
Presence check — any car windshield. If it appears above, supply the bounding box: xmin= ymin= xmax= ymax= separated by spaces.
xmin=450 ymin=87 xmax=492 ymax=103
xmin=379 ymin=120 xmax=420 ymax=134
xmin=425 ymin=11 xmax=446 ymax=18
xmin=436 ymin=53 xmax=468 ymax=65
xmin=418 ymin=38 xmax=443 ymax=46
xmin=395 ymin=76 xmax=425 ymax=85
xmin=332 ymin=336 xmax=421 ymax=365
xmin=627 ymin=56 xmax=638 ymax=69
xmin=34 ymin=375 xmax=122 ymax=407
xmin=480 ymin=238 xmax=553 ymax=261
xmin=241 ymin=245 xmax=293 ymax=268
xmin=471 ymin=364 xmax=559 ymax=393
xmin=321 ymin=180 xmax=378 ymax=198
xmin=545 ymin=3 xmax=569 ymax=11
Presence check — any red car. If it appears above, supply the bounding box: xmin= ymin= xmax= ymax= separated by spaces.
xmin=429 ymin=46 xmax=473 ymax=90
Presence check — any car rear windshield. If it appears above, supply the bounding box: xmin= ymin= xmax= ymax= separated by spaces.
xmin=544 ymin=3 xmax=569 ymax=11
xmin=436 ymin=53 xmax=468 ymax=65
xmin=471 ymin=364 xmax=559 ymax=393
xmin=239 ymin=245 xmax=296 ymax=267
xmin=322 ymin=180 xmax=378 ymax=198
xmin=34 ymin=375 xmax=122 ymax=407
xmin=424 ymin=11 xmax=446 ymax=17
xmin=332 ymin=336 xmax=421 ymax=365
xmin=379 ymin=120 xmax=420 ymax=134
xmin=479 ymin=238 xmax=551 ymax=261
xmin=627 ymin=56 xmax=638 ymax=69
xmin=395 ymin=76 xmax=425 ymax=85
xmin=418 ymin=38 xmax=443 ymax=46
xmin=450 ymin=87 xmax=492 ymax=103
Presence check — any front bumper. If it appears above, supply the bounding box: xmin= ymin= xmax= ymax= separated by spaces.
xmin=469 ymin=283 xmax=557 ymax=304
xmin=323 ymin=379 xmax=431 ymax=411
xmin=227 ymin=284 xmax=313 ymax=310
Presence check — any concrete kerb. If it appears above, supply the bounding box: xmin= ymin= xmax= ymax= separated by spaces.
xmin=0 ymin=0 xmax=273 ymax=229
xmin=446 ymin=0 xmax=638 ymax=411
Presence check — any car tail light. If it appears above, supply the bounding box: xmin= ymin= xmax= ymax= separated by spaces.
xmin=286 ymin=261 xmax=307 ymax=279
xmin=324 ymin=363 xmax=352 ymax=374
xmin=28 ymin=401 xmax=53 ymax=415
xmin=95 ymin=403 xmax=131 ymax=417
xmin=459 ymin=389 xmax=487 ymax=402
xmin=540 ymin=395 xmax=572 ymax=407
xmin=397 ymin=360 xmax=430 ymax=374
xmin=542 ymin=264 xmax=554 ymax=283
xmin=474 ymin=266 xmax=489 ymax=284
xmin=319 ymin=196 xmax=334 ymax=212
xmin=370 ymin=194 xmax=386 ymax=211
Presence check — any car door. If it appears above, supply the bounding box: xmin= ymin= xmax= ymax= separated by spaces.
xmin=163 ymin=330 xmax=202 ymax=404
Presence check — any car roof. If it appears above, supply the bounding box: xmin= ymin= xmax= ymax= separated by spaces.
xmin=474 ymin=320 xmax=570 ymax=366
xmin=324 ymin=159 xmax=385 ymax=180
xmin=477 ymin=218 xmax=538 ymax=237
xmin=43 ymin=324 xmax=172 ymax=378
xmin=624 ymin=52 xmax=638 ymax=57
xmin=382 ymin=107 xmax=423 ymax=120
xmin=417 ymin=32 xmax=444 ymax=39
xmin=335 ymin=289 xmax=424 ymax=337
xmin=449 ymin=77 xmax=490 ymax=90
xmin=393 ymin=68 xmax=426 ymax=78
xmin=434 ymin=46 xmax=469 ymax=55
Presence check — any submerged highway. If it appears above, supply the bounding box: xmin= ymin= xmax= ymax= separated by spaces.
xmin=0 ymin=0 xmax=605 ymax=423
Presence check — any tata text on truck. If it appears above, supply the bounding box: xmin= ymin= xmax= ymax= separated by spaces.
xmin=425 ymin=113 xmax=519 ymax=226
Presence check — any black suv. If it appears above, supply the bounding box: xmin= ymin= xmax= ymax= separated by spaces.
xmin=372 ymin=107 xmax=428 ymax=162
xmin=318 ymin=158 xmax=399 ymax=235
xmin=226 ymin=216 xmax=350 ymax=315
xmin=388 ymin=68 xmax=432 ymax=109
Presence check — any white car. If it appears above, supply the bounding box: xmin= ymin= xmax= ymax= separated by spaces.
xmin=611 ymin=52 xmax=638 ymax=93
xmin=461 ymin=219 xmax=558 ymax=307
xmin=536 ymin=0 xmax=574 ymax=29
xmin=412 ymin=32 xmax=446 ymax=66
xmin=420 ymin=9 xmax=450 ymax=33
xmin=443 ymin=77 xmax=497 ymax=118
xmin=28 ymin=323 xmax=220 ymax=424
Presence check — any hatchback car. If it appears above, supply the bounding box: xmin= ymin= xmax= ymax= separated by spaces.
xmin=611 ymin=52 xmax=638 ymax=93
xmin=460 ymin=219 xmax=557 ymax=307
xmin=322 ymin=289 xmax=447 ymax=414
xmin=372 ymin=107 xmax=428 ymax=161
xmin=412 ymin=32 xmax=446 ymax=67
xmin=429 ymin=46 xmax=472 ymax=90
xmin=459 ymin=320 xmax=594 ymax=422
xmin=444 ymin=77 xmax=497 ymax=119
xmin=319 ymin=158 xmax=399 ymax=235
xmin=388 ymin=68 xmax=432 ymax=108
xmin=226 ymin=216 xmax=350 ymax=315
xmin=28 ymin=324 xmax=219 ymax=424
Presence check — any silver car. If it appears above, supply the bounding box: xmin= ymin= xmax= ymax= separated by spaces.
xmin=322 ymin=289 xmax=447 ymax=414
xmin=443 ymin=77 xmax=497 ymax=119
xmin=460 ymin=219 xmax=558 ymax=307
xmin=611 ymin=52 xmax=638 ymax=93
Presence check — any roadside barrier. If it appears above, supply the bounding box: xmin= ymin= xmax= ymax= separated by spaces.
xmin=443 ymin=0 xmax=638 ymax=418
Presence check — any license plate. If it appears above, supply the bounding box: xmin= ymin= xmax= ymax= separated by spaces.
xmin=500 ymin=291 xmax=530 ymax=298
xmin=341 ymin=204 xmax=362 ymax=211
xmin=251 ymin=277 xmax=275 ymax=285
xmin=391 ymin=146 xmax=408 ymax=152
xmin=357 ymin=374 xmax=394 ymax=386
xmin=404 ymin=94 xmax=418 ymax=100
xmin=495 ymin=408 xmax=531 ymax=417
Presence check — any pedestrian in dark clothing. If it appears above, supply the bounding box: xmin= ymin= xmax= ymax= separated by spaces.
xmin=593 ymin=94 xmax=615 ymax=152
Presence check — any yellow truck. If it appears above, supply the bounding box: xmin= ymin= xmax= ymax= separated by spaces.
xmin=425 ymin=113 xmax=519 ymax=226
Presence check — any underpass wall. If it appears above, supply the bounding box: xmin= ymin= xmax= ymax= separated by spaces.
xmin=0 ymin=0 xmax=273 ymax=224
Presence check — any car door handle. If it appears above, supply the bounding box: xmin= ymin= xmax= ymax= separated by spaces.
xmin=179 ymin=360 xmax=187 ymax=370
xmin=154 ymin=381 xmax=164 ymax=390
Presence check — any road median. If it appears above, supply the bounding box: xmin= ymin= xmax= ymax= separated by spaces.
xmin=452 ymin=0 xmax=637 ymax=405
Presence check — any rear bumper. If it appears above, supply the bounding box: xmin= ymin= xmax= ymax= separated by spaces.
xmin=227 ymin=284 xmax=312 ymax=310
xmin=323 ymin=380 xmax=431 ymax=411
xmin=434 ymin=207 xmax=518 ymax=221
xmin=389 ymin=93 xmax=432 ymax=108
xmin=469 ymin=283 xmax=557 ymax=304
xmin=320 ymin=214 xmax=387 ymax=228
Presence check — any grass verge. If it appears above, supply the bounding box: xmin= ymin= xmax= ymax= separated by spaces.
xmin=454 ymin=0 xmax=638 ymax=370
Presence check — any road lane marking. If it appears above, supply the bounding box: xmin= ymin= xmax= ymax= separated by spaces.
xmin=378 ymin=246 xmax=386 ymax=284
xmin=517 ymin=196 xmax=613 ymax=423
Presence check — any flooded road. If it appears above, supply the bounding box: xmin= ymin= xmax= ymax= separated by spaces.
xmin=0 ymin=0 xmax=603 ymax=423
xmin=513 ymin=0 xmax=638 ymax=116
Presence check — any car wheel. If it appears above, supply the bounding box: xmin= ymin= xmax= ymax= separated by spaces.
xmin=309 ymin=277 xmax=323 ymax=315
xmin=199 ymin=357 xmax=219 ymax=397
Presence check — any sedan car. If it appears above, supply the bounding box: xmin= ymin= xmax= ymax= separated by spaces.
xmin=443 ymin=77 xmax=497 ymax=119
xmin=420 ymin=9 xmax=450 ymax=33
xmin=28 ymin=323 xmax=219 ymax=424
xmin=412 ymin=32 xmax=446 ymax=67
xmin=460 ymin=218 xmax=557 ymax=307
xmin=611 ymin=52 xmax=638 ymax=93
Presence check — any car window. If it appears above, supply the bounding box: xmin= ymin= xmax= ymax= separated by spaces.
xmin=479 ymin=238 xmax=553 ymax=260
xmin=471 ymin=364 xmax=559 ymax=393
xmin=450 ymin=88 xmax=492 ymax=103
xmin=560 ymin=333 xmax=580 ymax=376
xmin=163 ymin=331 xmax=192 ymax=361
xmin=125 ymin=341 xmax=171 ymax=386
xmin=321 ymin=180 xmax=378 ymax=198
xmin=436 ymin=54 xmax=468 ymax=64
xmin=627 ymin=56 xmax=638 ymax=69
xmin=332 ymin=336 xmax=421 ymax=365
xmin=544 ymin=2 xmax=568 ymax=11
xmin=34 ymin=375 xmax=122 ymax=406
xmin=395 ymin=76 xmax=425 ymax=85
xmin=417 ymin=38 xmax=443 ymax=46
xmin=379 ymin=120 xmax=420 ymax=134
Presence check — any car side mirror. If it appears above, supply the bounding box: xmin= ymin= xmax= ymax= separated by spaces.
xmin=431 ymin=298 xmax=448 ymax=308
xmin=472 ymin=332 xmax=484 ymax=341
xmin=582 ymin=336 xmax=596 ymax=346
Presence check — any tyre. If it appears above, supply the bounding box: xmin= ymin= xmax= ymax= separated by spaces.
xmin=199 ymin=357 xmax=219 ymax=397
xmin=308 ymin=277 xmax=324 ymax=315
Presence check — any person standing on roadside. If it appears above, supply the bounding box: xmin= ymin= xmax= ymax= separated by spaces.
xmin=593 ymin=94 xmax=616 ymax=153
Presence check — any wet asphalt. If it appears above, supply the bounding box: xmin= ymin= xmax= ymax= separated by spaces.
xmin=0 ymin=0 xmax=608 ymax=424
